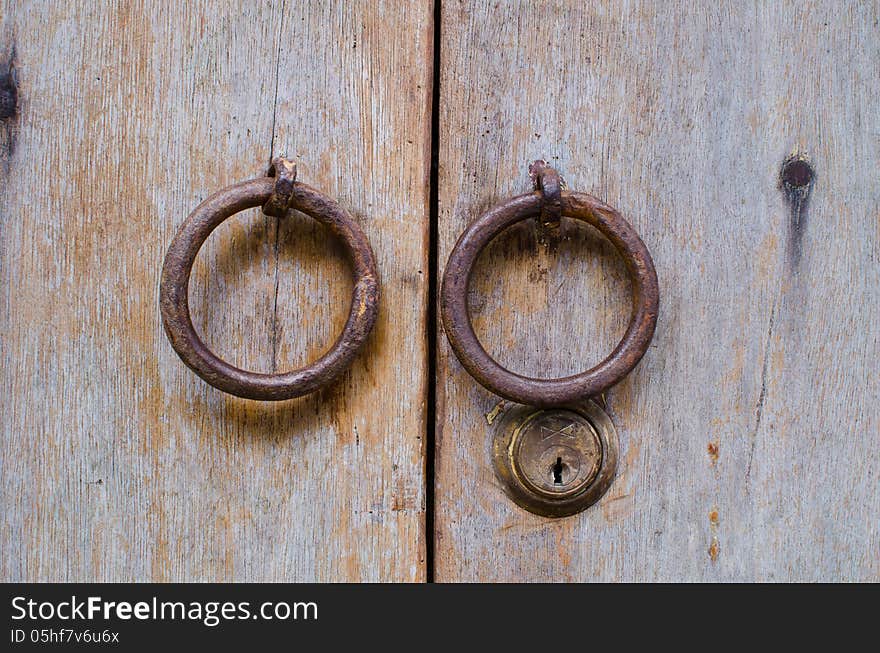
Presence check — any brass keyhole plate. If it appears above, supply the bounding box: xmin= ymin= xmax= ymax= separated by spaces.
xmin=491 ymin=400 xmax=619 ymax=518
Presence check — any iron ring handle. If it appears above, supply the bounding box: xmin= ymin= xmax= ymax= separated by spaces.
xmin=159 ymin=159 xmax=379 ymax=401
xmin=440 ymin=164 xmax=659 ymax=408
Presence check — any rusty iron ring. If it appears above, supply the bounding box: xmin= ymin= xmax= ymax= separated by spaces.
xmin=441 ymin=171 xmax=658 ymax=408
xmin=160 ymin=163 xmax=379 ymax=401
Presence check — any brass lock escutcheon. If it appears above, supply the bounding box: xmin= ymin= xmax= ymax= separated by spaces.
xmin=492 ymin=400 xmax=618 ymax=518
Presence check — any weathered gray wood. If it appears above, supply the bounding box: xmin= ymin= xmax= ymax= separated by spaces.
xmin=0 ymin=0 xmax=432 ymax=581
xmin=436 ymin=0 xmax=880 ymax=581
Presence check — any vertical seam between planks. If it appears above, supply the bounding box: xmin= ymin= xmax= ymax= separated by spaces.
xmin=426 ymin=0 xmax=441 ymax=583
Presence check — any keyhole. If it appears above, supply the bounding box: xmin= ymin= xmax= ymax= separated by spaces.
xmin=552 ymin=457 xmax=565 ymax=484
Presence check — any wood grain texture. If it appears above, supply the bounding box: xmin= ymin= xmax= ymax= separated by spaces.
xmin=436 ymin=0 xmax=880 ymax=581
xmin=0 ymin=0 xmax=432 ymax=581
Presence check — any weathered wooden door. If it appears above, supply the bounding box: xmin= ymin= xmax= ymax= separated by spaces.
xmin=2 ymin=1 xmax=877 ymax=583
xmin=434 ymin=1 xmax=879 ymax=581
xmin=1 ymin=1 xmax=432 ymax=582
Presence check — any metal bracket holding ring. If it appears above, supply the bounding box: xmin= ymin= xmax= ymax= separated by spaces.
xmin=160 ymin=157 xmax=379 ymax=401
xmin=440 ymin=161 xmax=659 ymax=517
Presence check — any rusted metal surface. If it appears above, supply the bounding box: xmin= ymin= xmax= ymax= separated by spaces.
xmin=528 ymin=159 xmax=561 ymax=227
xmin=440 ymin=162 xmax=659 ymax=408
xmin=491 ymin=400 xmax=619 ymax=517
xmin=159 ymin=160 xmax=379 ymax=401
xmin=262 ymin=156 xmax=298 ymax=217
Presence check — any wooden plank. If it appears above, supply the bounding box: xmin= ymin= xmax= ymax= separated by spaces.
xmin=435 ymin=0 xmax=879 ymax=581
xmin=1 ymin=0 xmax=432 ymax=581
